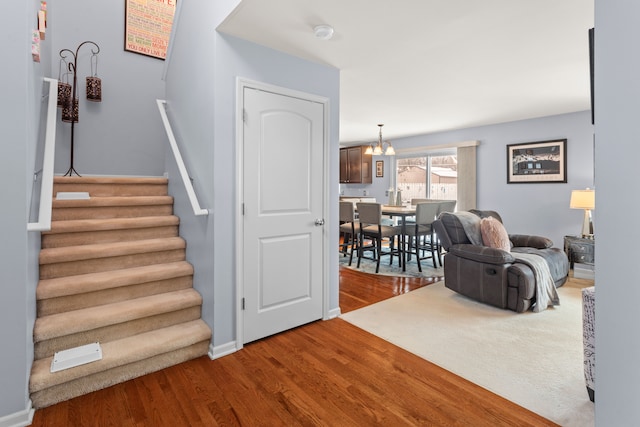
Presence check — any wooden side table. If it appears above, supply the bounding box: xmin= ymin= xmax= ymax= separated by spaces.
xmin=564 ymin=235 xmax=595 ymax=270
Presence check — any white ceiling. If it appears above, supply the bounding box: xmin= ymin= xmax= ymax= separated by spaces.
xmin=218 ymin=0 xmax=594 ymax=144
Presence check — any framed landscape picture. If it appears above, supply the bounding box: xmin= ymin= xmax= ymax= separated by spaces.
xmin=506 ymin=139 xmax=567 ymax=184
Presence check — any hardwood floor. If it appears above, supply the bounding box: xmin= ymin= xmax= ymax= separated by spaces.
xmin=30 ymin=267 xmax=557 ymax=426
xmin=339 ymin=263 xmax=442 ymax=313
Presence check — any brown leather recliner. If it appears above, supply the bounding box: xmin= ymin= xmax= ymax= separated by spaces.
xmin=432 ymin=209 xmax=569 ymax=312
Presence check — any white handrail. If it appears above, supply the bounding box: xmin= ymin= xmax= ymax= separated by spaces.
xmin=156 ymin=99 xmax=209 ymax=216
xmin=28 ymin=77 xmax=59 ymax=232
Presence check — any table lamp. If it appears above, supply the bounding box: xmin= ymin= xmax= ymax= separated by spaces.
xmin=570 ymin=188 xmax=595 ymax=238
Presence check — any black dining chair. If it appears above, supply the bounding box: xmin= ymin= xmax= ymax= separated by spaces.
xmin=356 ymin=202 xmax=402 ymax=273
xmin=339 ymin=201 xmax=358 ymax=266
xmin=405 ymin=202 xmax=441 ymax=271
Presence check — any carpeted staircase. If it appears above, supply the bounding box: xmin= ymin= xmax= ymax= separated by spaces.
xmin=29 ymin=176 xmax=211 ymax=409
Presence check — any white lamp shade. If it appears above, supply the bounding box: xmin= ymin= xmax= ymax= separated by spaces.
xmin=570 ymin=189 xmax=595 ymax=210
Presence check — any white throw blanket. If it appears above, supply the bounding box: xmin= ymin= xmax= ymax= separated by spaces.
xmin=512 ymin=252 xmax=559 ymax=312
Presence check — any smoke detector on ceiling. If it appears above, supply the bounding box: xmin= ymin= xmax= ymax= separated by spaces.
xmin=313 ymin=25 xmax=334 ymax=40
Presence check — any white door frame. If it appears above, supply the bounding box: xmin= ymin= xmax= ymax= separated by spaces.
xmin=235 ymin=77 xmax=330 ymax=350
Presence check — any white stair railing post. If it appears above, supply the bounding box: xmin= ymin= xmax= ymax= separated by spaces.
xmin=156 ymin=99 xmax=209 ymax=216
xmin=28 ymin=77 xmax=59 ymax=232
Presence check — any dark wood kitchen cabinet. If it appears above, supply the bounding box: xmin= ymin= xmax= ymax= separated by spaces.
xmin=339 ymin=146 xmax=372 ymax=184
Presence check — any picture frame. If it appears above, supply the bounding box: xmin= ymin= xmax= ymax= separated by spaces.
xmin=124 ymin=0 xmax=177 ymax=60
xmin=376 ymin=160 xmax=384 ymax=177
xmin=506 ymin=139 xmax=567 ymax=184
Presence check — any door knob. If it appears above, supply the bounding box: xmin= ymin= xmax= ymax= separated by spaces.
xmin=314 ymin=219 xmax=325 ymax=226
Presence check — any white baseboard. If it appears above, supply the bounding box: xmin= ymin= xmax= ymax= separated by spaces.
xmin=573 ymin=264 xmax=595 ymax=280
xmin=208 ymin=341 xmax=238 ymax=360
xmin=326 ymin=307 xmax=342 ymax=319
xmin=207 ymin=308 xmax=342 ymax=360
xmin=0 ymin=400 xmax=34 ymax=427
xmin=206 ymin=306 xmax=342 ymax=361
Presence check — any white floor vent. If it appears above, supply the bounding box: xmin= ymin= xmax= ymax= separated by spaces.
xmin=51 ymin=342 xmax=103 ymax=373
xmin=56 ymin=192 xmax=90 ymax=200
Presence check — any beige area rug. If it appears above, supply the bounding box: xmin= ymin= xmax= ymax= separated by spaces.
xmin=341 ymin=278 xmax=595 ymax=426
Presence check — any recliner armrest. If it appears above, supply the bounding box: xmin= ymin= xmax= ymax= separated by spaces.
xmin=509 ymin=234 xmax=553 ymax=249
xmin=448 ymin=244 xmax=515 ymax=265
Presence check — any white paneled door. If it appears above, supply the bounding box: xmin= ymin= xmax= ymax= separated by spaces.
xmin=241 ymin=86 xmax=325 ymax=344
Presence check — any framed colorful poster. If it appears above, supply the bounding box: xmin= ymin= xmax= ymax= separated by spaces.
xmin=125 ymin=0 xmax=177 ymax=59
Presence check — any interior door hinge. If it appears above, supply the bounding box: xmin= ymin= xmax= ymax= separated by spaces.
xmin=242 ymin=203 xmax=245 ymax=215
xmin=241 ymin=298 xmax=245 ymax=310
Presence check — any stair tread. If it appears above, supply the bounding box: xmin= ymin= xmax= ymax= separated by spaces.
xmin=34 ymin=289 xmax=203 ymax=342
xmin=30 ymin=319 xmax=211 ymax=392
xmin=39 ymin=237 xmax=185 ymax=265
xmin=37 ymin=261 xmax=194 ymax=300
xmin=52 ymin=196 xmax=173 ymax=208
xmin=54 ymin=176 xmax=168 ymax=185
xmin=44 ymin=216 xmax=180 ymax=234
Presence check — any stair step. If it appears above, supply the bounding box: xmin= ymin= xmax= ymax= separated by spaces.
xmin=34 ymin=288 xmax=203 ymax=343
xmin=42 ymin=216 xmax=180 ymax=248
xmin=40 ymin=237 xmax=186 ymax=264
xmin=45 ymin=216 xmax=180 ymax=234
xmin=53 ymin=176 xmax=168 ymax=197
xmin=52 ymin=196 xmax=173 ymax=208
xmin=51 ymin=196 xmax=174 ymax=221
xmin=34 ymin=289 xmax=203 ymax=358
xmin=37 ymin=262 xmax=194 ymax=316
xmin=35 ymin=305 xmax=202 ymax=360
xmin=40 ymin=237 xmax=186 ymax=265
xmin=30 ymin=320 xmax=211 ymax=408
xmin=39 ymin=237 xmax=186 ymax=279
xmin=38 ymin=262 xmax=193 ymax=301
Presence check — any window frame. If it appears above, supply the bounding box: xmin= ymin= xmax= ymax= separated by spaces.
xmin=390 ymin=140 xmax=479 ymax=210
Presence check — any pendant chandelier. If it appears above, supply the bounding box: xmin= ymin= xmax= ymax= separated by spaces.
xmin=364 ymin=124 xmax=395 ymax=156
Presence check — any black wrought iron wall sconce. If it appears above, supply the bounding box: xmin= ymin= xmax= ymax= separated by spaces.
xmin=57 ymin=40 xmax=102 ymax=176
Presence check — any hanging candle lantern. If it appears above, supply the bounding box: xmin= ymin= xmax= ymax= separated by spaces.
xmin=86 ymin=52 xmax=102 ymax=102
xmin=57 ymin=80 xmax=71 ymax=108
xmin=61 ymin=97 xmax=79 ymax=123
xmin=57 ymin=60 xmax=71 ymax=108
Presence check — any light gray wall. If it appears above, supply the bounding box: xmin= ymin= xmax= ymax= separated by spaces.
xmin=50 ymin=0 xmax=167 ymax=176
xmin=162 ymin=0 xmax=224 ymax=351
xmin=594 ymin=1 xmax=640 ymax=423
xmin=343 ymin=111 xmax=594 ymax=248
xmin=164 ymin=0 xmax=340 ymax=348
xmin=0 ymin=0 xmax=50 ymax=419
xmin=4 ymin=1 xmax=635 ymax=424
